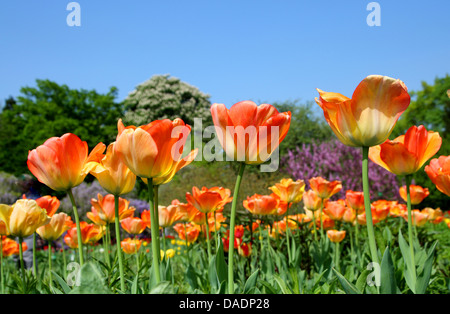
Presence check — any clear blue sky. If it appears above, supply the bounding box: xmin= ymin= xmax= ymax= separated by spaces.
xmin=1 ymin=0 xmax=449 ymax=109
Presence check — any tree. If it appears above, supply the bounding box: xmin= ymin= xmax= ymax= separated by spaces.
xmin=123 ymin=74 xmax=212 ymax=127
xmin=0 ymin=79 xmax=123 ymax=176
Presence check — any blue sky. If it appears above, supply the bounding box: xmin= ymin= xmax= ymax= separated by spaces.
xmin=1 ymin=0 xmax=449 ymax=110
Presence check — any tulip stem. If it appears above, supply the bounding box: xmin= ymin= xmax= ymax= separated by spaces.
xmin=114 ymin=195 xmax=126 ymax=292
xmin=18 ymin=236 xmax=26 ymax=289
xmin=147 ymin=181 xmax=161 ymax=284
xmin=1 ymin=239 xmax=4 ymax=294
xmin=204 ymin=215 xmax=212 ymax=262
xmin=228 ymin=162 xmax=246 ymax=294
xmin=362 ymin=146 xmax=379 ymax=265
xmin=153 ymin=185 xmax=161 ymax=261
xmin=335 ymin=242 xmax=340 ymax=273
xmin=60 ymin=237 xmax=67 ymax=279
xmin=405 ymin=175 xmax=417 ymax=281
xmin=48 ymin=241 xmax=53 ymax=290
xmin=68 ymin=189 xmax=84 ymax=266
xmin=286 ymin=203 xmax=292 ymax=265
xmin=33 ymin=233 xmax=37 ymax=278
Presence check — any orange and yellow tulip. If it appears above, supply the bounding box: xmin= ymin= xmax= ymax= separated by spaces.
xmin=173 ymin=223 xmax=201 ymax=244
xmin=115 ymin=119 xmax=197 ymax=184
xmin=402 ymin=210 xmax=429 ymax=227
xmin=309 ymin=177 xmax=342 ymax=199
xmin=211 ymin=101 xmax=291 ymax=164
xmin=425 ymin=155 xmax=450 ymax=196
xmin=2 ymin=237 xmax=28 ymax=257
xmin=303 ymin=190 xmax=324 ymax=211
xmin=0 ymin=200 xmax=50 ymax=238
xmin=88 ymin=142 xmax=136 ymax=196
xmin=243 ymin=194 xmax=278 ymax=216
xmin=186 ymin=186 xmax=232 ymax=214
xmin=171 ymin=199 xmax=198 ymax=223
xmin=269 ymin=178 xmax=305 ymax=204
xmin=121 ymin=238 xmax=142 ymax=254
xmin=345 ymin=190 xmax=365 ymax=214
xmin=66 ymin=222 xmax=104 ymax=245
xmin=36 ymin=212 xmax=72 ymax=241
xmin=120 ymin=217 xmax=147 ymax=235
xmin=327 ymin=230 xmax=346 ymax=243
xmin=27 ymin=133 xmax=105 ymax=191
xmin=90 ymin=194 xmax=135 ymax=225
xmin=158 ymin=203 xmax=185 ymax=228
xmin=315 ymin=75 xmax=410 ymax=147
xmin=369 ymin=125 xmax=442 ymax=176
xmin=399 ymin=185 xmax=429 ymax=205
xmin=323 ymin=200 xmax=347 ymax=221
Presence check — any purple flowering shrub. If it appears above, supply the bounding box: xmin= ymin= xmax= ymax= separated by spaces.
xmin=281 ymin=140 xmax=400 ymax=200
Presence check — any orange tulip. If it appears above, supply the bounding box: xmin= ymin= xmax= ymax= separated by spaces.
xmin=327 ymin=230 xmax=346 ymax=243
xmin=389 ymin=203 xmax=407 ymax=217
xmin=120 ymin=217 xmax=147 ymax=235
xmin=425 ymin=155 xmax=450 ymax=196
xmin=324 ymin=200 xmax=347 ymax=221
xmin=315 ymin=75 xmax=410 ymax=147
xmin=369 ymin=125 xmax=442 ymax=176
xmin=345 ymin=190 xmax=365 ymax=214
xmin=173 ymin=223 xmax=201 ymax=244
xmin=402 ymin=210 xmax=428 ymax=227
xmin=243 ymin=194 xmax=278 ymax=216
xmin=343 ymin=208 xmax=356 ymax=223
xmin=303 ymin=190 xmax=324 ymax=211
xmin=88 ymin=142 xmax=136 ymax=196
xmin=399 ymin=185 xmax=429 ymax=205
xmin=186 ymin=186 xmax=232 ymax=214
xmin=158 ymin=204 xmax=185 ymax=228
xmin=211 ymin=101 xmax=291 ymax=164
xmin=309 ymin=177 xmax=342 ymax=199
xmin=422 ymin=207 xmax=443 ymax=224
xmin=36 ymin=212 xmax=72 ymax=241
xmin=171 ymin=199 xmax=198 ymax=223
xmin=66 ymin=222 xmax=104 ymax=245
xmin=35 ymin=196 xmax=60 ymax=217
xmin=115 ymin=119 xmax=197 ymax=184
xmin=2 ymin=237 xmax=28 ymax=257
xmin=371 ymin=200 xmax=391 ymax=222
xmin=121 ymin=238 xmax=142 ymax=254
xmin=27 ymin=133 xmax=105 ymax=191
xmin=90 ymin=194 xmax=135 ymax=224
xmin=269 ymin=178 xmax=305 ymax=204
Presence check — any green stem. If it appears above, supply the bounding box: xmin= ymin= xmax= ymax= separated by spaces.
xmin=67 ymin=189 xmax=84 ymax=266
xmin=227 ymin=162 xmax=246 ymax=294
xmin=18 ymin=236 xmax=26 ymax=289
xmin=33 ymin=233 xmax=37 ymax=278
xmin=204 ymin=214 xmax=211 ymax=262
xmin=153 ymin=185 xmax=161 ymax=261
xmin=286 ymin=203 xmax=292 ymax=265
xmin=405 ymin=175 xmax=417 ymax=281
xmin=60 ymin=237 xmax=67 ymax=279
xmin=114 ymin=195 xmax=126 ymax=292
xmin=362 ymin=146 xmax=379 ymax=264
xmin=319 ymin=201 xmax=324 ymax=239
xmin=1 ymin=239 xmax=4 ymax=294
xmin=48 ymin=241 xmax=52 ymax=289
xmin=335 ymin=242 xmax=340 ymax=273
xmin=147 ymin=180 xmax=161 ymax=284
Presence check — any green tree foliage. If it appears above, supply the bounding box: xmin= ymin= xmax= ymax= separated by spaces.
xmin=0 ymin=79 xmax=123 ymax=176
xmin=392 ymin=75 xmax=450 ymax=209
xmin=123 ymin=74 xmax=212 ymax=127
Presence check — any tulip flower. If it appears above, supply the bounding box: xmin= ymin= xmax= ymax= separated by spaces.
xmin=402 ymin=210 xmax=428 ymax=227
xmin=27 ymin=133 xmax=105 ymax=267
xmin=343 ymin=208 xmax=356 ymax=224
xmin=115 ymin=118 xmax=198 ymax=284
xmin=211 ymin=100 xmax=292 ymax=293
xmin=88 ymin=142 xmax=136 ymax=196
xmin=66 ymin=222 xmax=104 ymax=246
xmin=173 ymin=223 xmax=201 ymax=244
xmin=316 ymin=75 xmax=411 ymax=265
xmin=422 ymin=207 xmax=443 ymax=224
xmin=0 ymin=221 xmax=7 ymax=236
xmin=425 ymin=156 xmax=450 ymax=197
xmin=171 ymin=199 xmax=198 ymax=223
xmin=121 ymin=238 xmax=142 ymax=255
xmin=309 ymin=177 xmax=342 ymax=200
xmin=2 ymin=237 xmax=27 ymax=257
xmin=269 ymin=178 xmax=305 ymax=204
xmin=323 ymin=200 xmax=347 ymax=221
xmin=369 ymin=125 xmax=442 ymax=176
xmin=243 ymin=194 xmax=278 ymax=216
xmin=303 ymin=190 xmax=324 ymax=212
xmin=36 ymin=212 xmax=72 ymax=242
xmin=121 ymin=217 xmax=147 ymax=235
xmin=327 ymin=229 xmax=346 ymax=272
xmin=186 ymin=186 xmax=232 ymax=214
xmin=90 ymin=194 xmax=135 ymax=225
xmin=345 ymin=191 xmax=365 ymax=214
xmin=238 ymin=242 xmax=252 ymax=258
xmin=389 ymin=203 xmax=407 ymax=218
xmin=158 ymin=204 xmax=185 ymax=228
xmin=399 ymin=185 xmax=429 ymax=205
xmin=35 ymin=195 xmax=60 ymax=217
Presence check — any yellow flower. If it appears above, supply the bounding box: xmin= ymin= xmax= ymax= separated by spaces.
xmin=0 ymin=200 xmax=50 ymax=238
xmin=36 ymin=212 xmax=72 ymax=241
xmin=269 ymin=178 xmax=305 ymax=204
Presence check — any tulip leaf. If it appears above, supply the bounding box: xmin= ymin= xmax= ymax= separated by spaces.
xmin=273 ymin=274 xmax=293 ymax=294
xmin=243 ymin=269 xmax=260 ymax=294
xmin=398 ymin=231 xmax=416 ymax=293
xmin=51 ymin=271 xmax=72 ymax=294
xmin=355 ymin=269 xmax=371 ymax=293
xmin=332 ymin=268 xmax=361 ymax=294
xmin=69 ymin=262 xmax=111 ymax=294
xmin=415 ymin=240 xmax=437 ymax=294
xmin=380 ymin=246 xmax=397 ymax=294
xmin=149 ymin=281 xmax=174 ymax=294
xmin=185 ymin=264 xmax=199 ymax=290
xmin=215 ymin=240 xmax=228 ymax=285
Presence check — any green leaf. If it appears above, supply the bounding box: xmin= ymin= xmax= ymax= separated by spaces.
xmin=398 ymin=230 xmax=416 ymax=293
xmin=149 ymin=281 xmax=174 ymax=294
xmin=51 ymin=271 xmax=72 ymax=294
xmin=243 ymin=269 xmax=260 ymax=294
xmin=355 ymin=269 xmax=371 ymax=293
xmin=415 ymin=241 xmax=437 ymax=294
xmin=185 ymin=264 xmax=199 ymax=290
xmin=332 ymin=268 xmax=361 ymax=294
xmin=380 ymin=246 xmax=397 ymax=294
xmin=273 ymin=274 xmax=293 ymax=294
xmin=69 ymin=262 xmax=112 ymax=294
xmin=215 ymin=240 xmax=228 ymax=285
